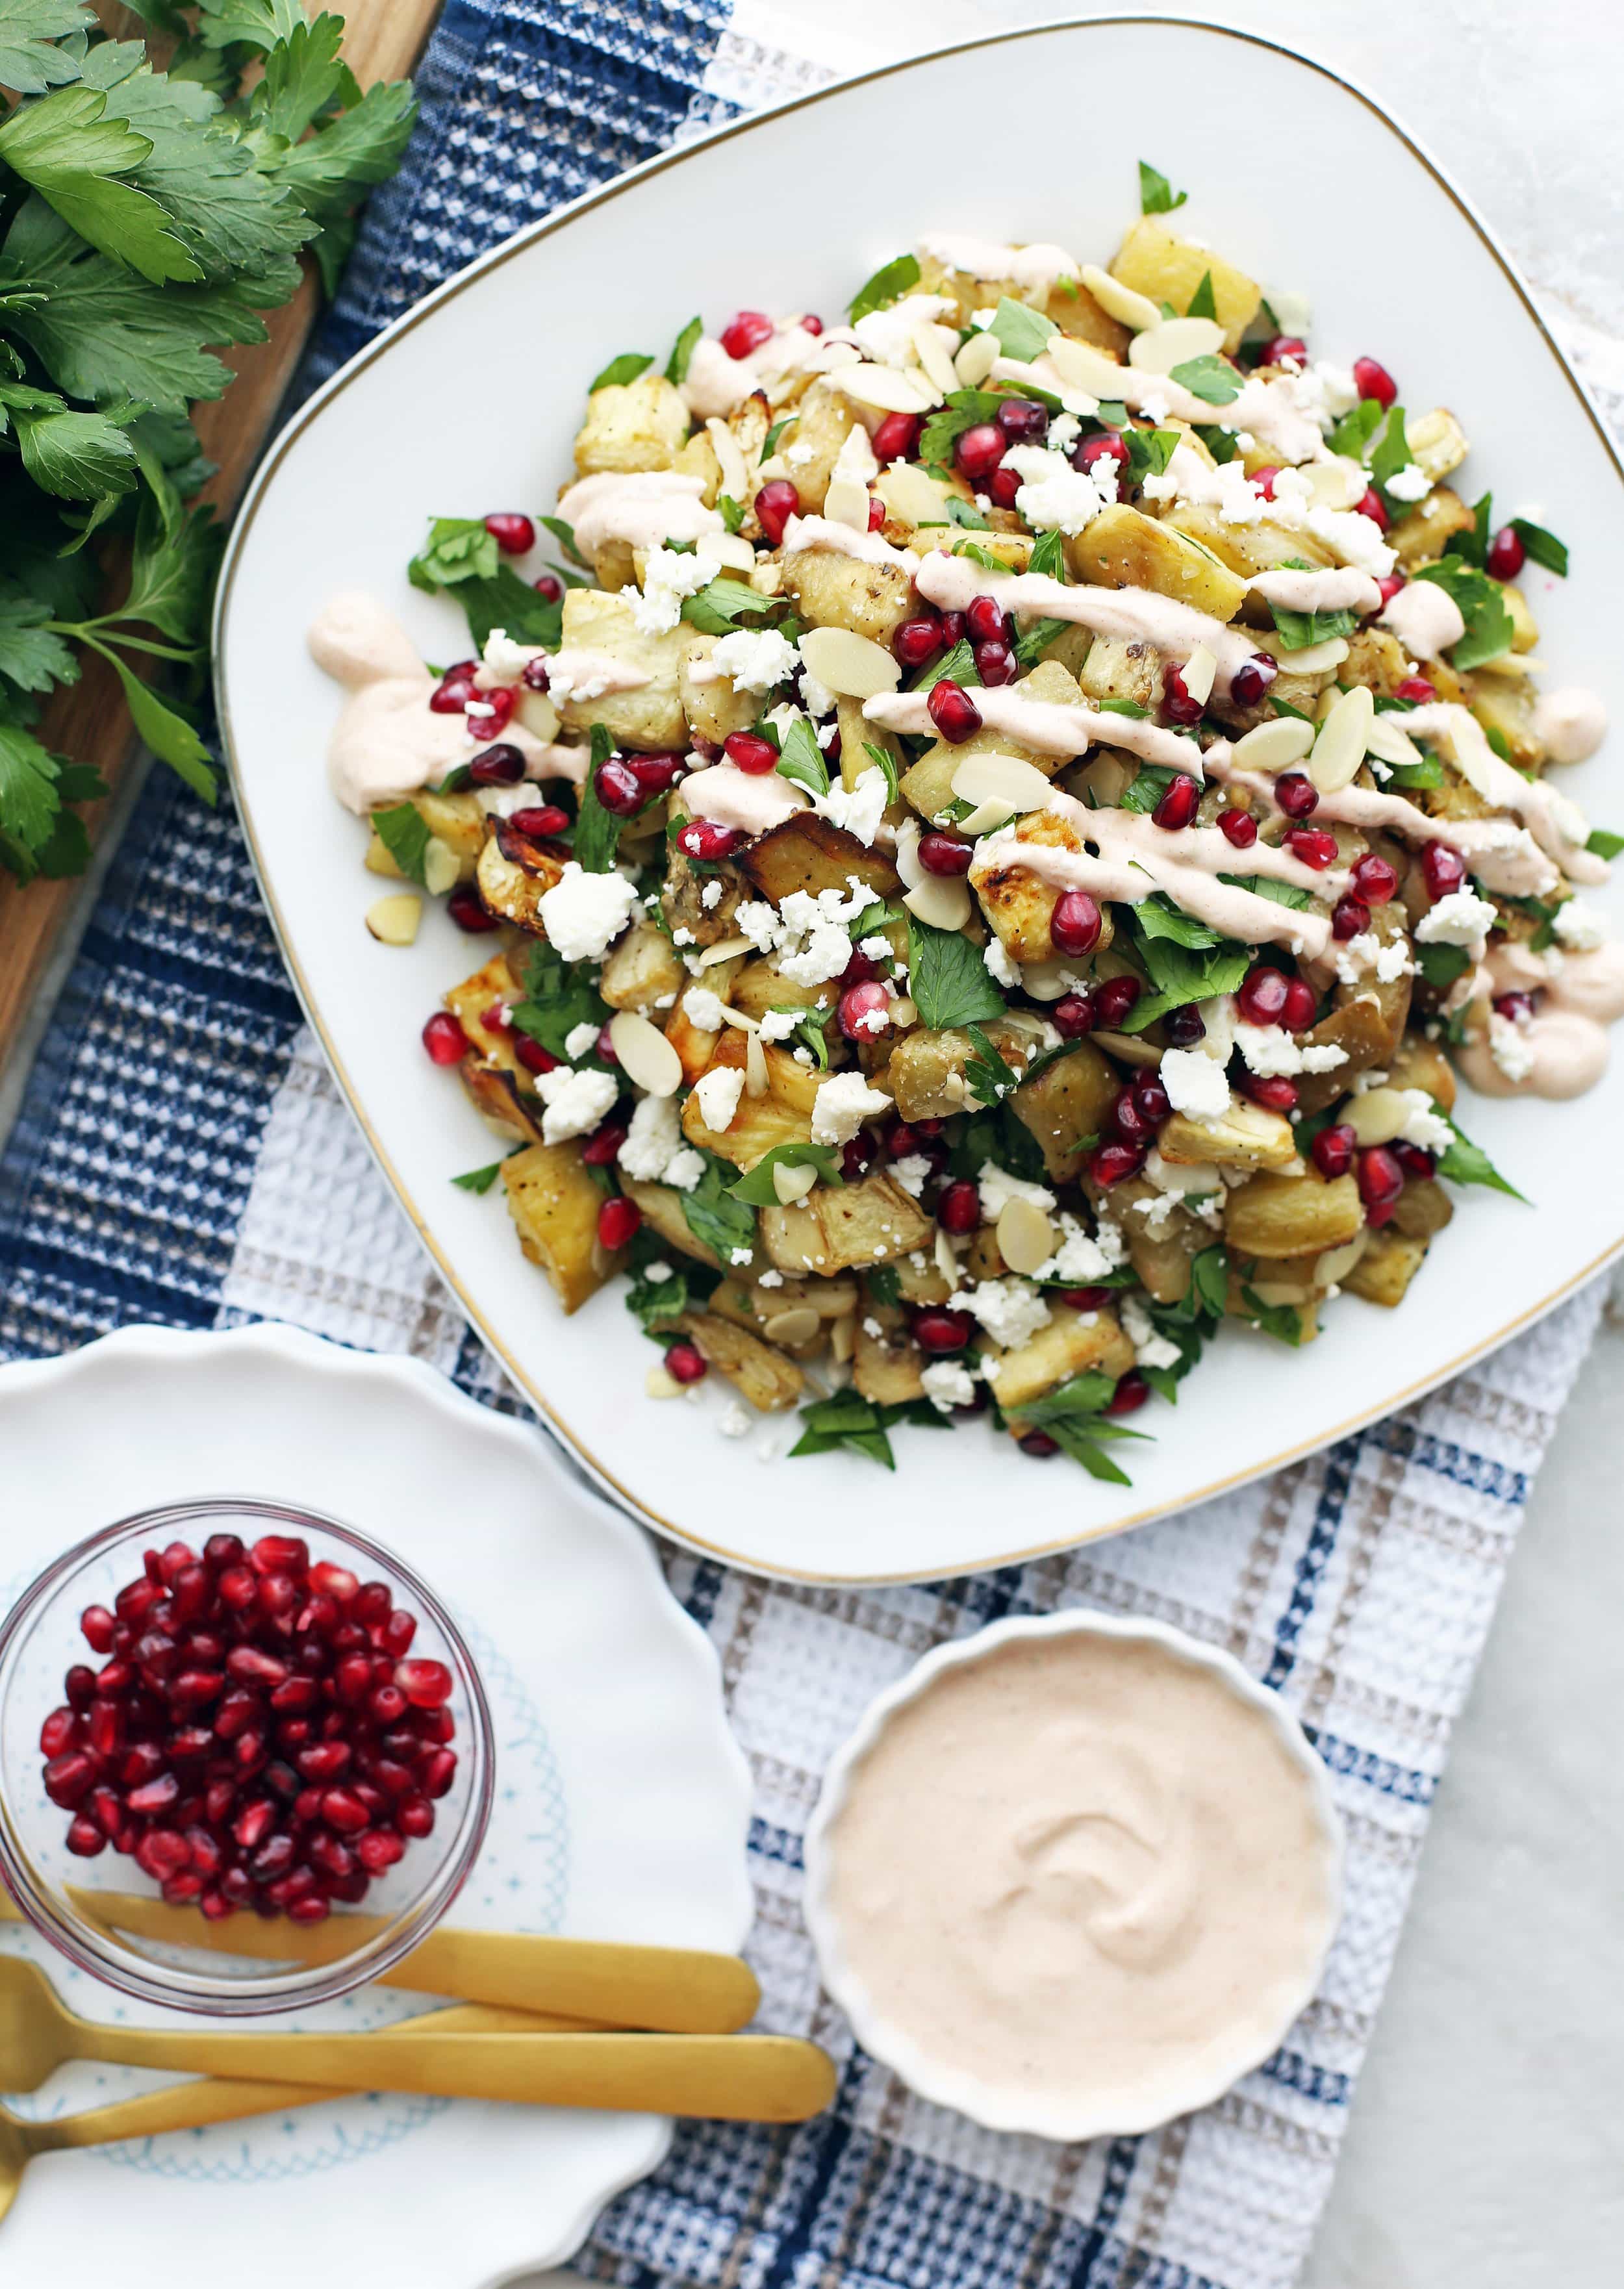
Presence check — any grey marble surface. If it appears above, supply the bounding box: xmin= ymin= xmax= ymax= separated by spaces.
xmin=2 ymin=5 xmax=1617 ymax=2283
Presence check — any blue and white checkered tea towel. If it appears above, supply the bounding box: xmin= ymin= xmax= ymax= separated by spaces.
xmin=0 ymin=7 xmax=1614 ymax=2286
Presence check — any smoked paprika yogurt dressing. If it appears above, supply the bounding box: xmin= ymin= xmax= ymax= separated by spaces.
xmin=807 ymin=1621 xmax=1342 ymax=2138
xmin=312 ymin=170 xmax=1624 ymax=1470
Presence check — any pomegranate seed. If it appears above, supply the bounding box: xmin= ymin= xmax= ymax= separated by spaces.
xmin=595 ymin=757 xmax=644 ymax=818
xmin=395 ymin=1659 xmax=454 ymax=1710
xmin=1133 ymin=1072 xmax=1171 ymax=1126
xmin=397 ymin=1796 xmax=436 ymax=1840
xmin=937 ymin=1180 xmax=981 ymax=1235
xmin=1106 ymin=1371 xmax=1151 ymax=1417
xmin=872 ymin=412 xmax=920 ymax=461
xmin=296 ymin=1742 xmax=352 ymax=1782
xmin=81 ymin=1605 xmax=116 ymax=1654
xmin=422 ymin=1012 xmax=470 ymax=1066
xmin=370 ymin=1684 xmax=409 ymax=1729
xmin=840 ymin=1137 xmax=872 ymax=1181
xmin=663 ymin=1339 xmax=707 ymax=1387
xmin=1090 ymin=1139 xmax=1145 ymax=1187
xmin=42 ymin=1705 xmax=80 ymax=1758
xmin=137 ymin=1831 xmax=193 ymax=1884
xmin=1312 ymin=1124 xmax=1356 ymax=1179
xmin=1239 ymin=1072 xmax=1299 ymax=1113
xmin=513 ymin=1033 xmax=557 ymax=1076
xmin=866 ymin=495 xmax=886 ymax=532
xmin=1396 ymin=676 xmax=1437 ymax=705
xmin=357 ymin=1828 xmax=406 ymax=1875
xmin=986 ymin=465 xmax=1022 ymax=510
xmin=1275 ymin=773 xmax=1318 ymax=818
xmin=1059 ymin=1286 xmax=1109 ymax=1311
xmin=1421 ymin=842 xmax=1467 ymax=900
xmin=510 ymin=803 xmax=569 ymax=838
xmin=838 ymin=980 xmax=891 ymax=1041
xmin=973 ymin=638 xmax=1017 ymax=686
xmin=1280 ymin=978 xmax=1318 ymax=1032
xmin=1286 ymin=827 xmax=1338 ymax=869
xmin=429 ymin=668 xmax=477 ymax=715
xmin=94 ymin=1660 xmax=133 ymax=1698
xmin=1112 ymin=1091 xmax=1152 ymax=1147
xmin=581 ymin=1122 xmax=628 ymax=1168
xmin=1352 ymin=356 xmax=1397 ymax=408
xmin=466 ymin=685 xmax=514 ymax=739
xmin=1259 ymin=335 xmax=1307 ymax=368
xmin=629 ymin=753 xmax=686 ymax=798
xmin=44 ymin=1751 xmax=96 ymax=1807
xmin=1052 ymin=992 xmax=1097 ymax=1039
xmin=218 ymin=1565 xmax=257 ymax=1612
xmin=1375 ymin=572 xmax=1406 ymax=609
xmin=1019 ymin=1432 xmax=1060 ymax=1458
xmin=1494 ymin=990 xmax=1536 ymax=1023
xmin=1485 ymin=524 xmax=1526 ymax=581
xmin=225 ymin=1645 xmax=288 ymax=1688
xmin=954 ymin=423 xmax=1006 ymax=481
xmin=381 ymin=1610 xmax=417 ymax=1658
xmin=128 ymin=1770 xmax=180 ymax=1815
xmin=995 ymin=396 xmax=1048 ymax=442
xmin=88 ymin=1701 xmax=123 ymax=1758
xmin=1152 ymin=773 xmax=1200 ymax=830
xmin=598 ymin=1195 xmax=641 ymax=1250
xmin=966 ymin=595 xmax=1010 ymax=646
xmin=1356 ymin=487 xmax=1389 ymax=532
xmin=319 ymin=1787 xmax=368 ymax=1834
xmin=66 ymin=1814 xmax=106 ymax=1858
xmin=1358 ymin=1144 xmax=1404 ymax=1210
xmin=937 ymin=611 xmax=967 ymax=649
xmin=335 ymin=1652 xmax=374 ymax=1704
xmin=913 ymin=1309 xmax=974 ymax=1355
xmin=484 ymin=512 xmax=535 ymax=555
xmin=1093 ymin=976 xmax=1142 ymax=1028
xmin=1050 ymin=889 xmax=1103 ymax=957
xmin=1165 ymin=1005 xmax=1206 ymax=1048
xmin=722 ymin=730 xmax=778 ymax=776
xmin=468 ymin=742 xmax=526 ymax=788
xmin=1395 ymin=1142 xmax=1436 ymax=1180
xmin=917 ymin=831 xmax=973 ymax=876
xmin=1218 ymin=807 xmax=1258 ymax=848
xmin=754 ymin=479 xmax=799 ymax=546
xmin=720 ymin=310 xmax=774 ymax=360
xmin=1237 ymin=965 xmax=1290 ymax=1026
xmin=533 ymin=572 xmax=563 ymax=605
xmin=1351 ymin=852 xmax=1399 ymax=903
xmin=1161 ymin=666 xmax=1204 ymax=726
xmin=1250 ymin=467 xmax=1280 ymax=501
xmin=893 ymin=617 xmax=944 ymax=670
xmin=420 ymin=1749 xmax=458 ymax=1800
xmin=676 ymin=819 xmax=742 ymax=861
xmin=926 ymin=677 xmax=983 ymax=744
xmin=115 ymin=1575 xmax=159 ymax=1623
xmin=122 ymin=1741 xmax=165 ymax=1785
xmin=1331 ymin=893 xmax=1370 ymax=941
xmin=1074 ymin=431 xmax=1130 ymax=476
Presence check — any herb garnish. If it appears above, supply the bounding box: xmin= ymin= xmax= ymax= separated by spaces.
xmin=1137 ymin=159 xmax=1187 ymax=215
xmin=905 ymin=913 xmax=1007 ymax=1031
xmin=848 ymin=251 xmax=920 ymax=323
xmin=587 ymin=350 xmax=652 ymax=391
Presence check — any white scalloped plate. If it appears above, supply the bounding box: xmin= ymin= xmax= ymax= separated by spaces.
xmin=0 ymin=1323 xmax=752 ymax=2289
xmin=215 ymin=16 xmax=1624 ymax=1584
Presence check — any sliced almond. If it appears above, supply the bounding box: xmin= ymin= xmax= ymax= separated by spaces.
xmin=763 ymin=1305 xmax=821 ymax=1345
xmin=835 ymin=365 xmax=939 ymax=416
xmin=902 ymin=876 xmax=972 ymax=932
xmin=1079 ymin=263 xmax=1160 ymax=335
xmin=646 ymin=1363 xmax=683 ymax=1400
xmin=710 ymin=533 xmax=758 ymax=573
xmin=1364 ymin=712 xmax=1424 ymax=771
xmin=934 ymin=1225 xmax=960 ymax=1288
xmin=1314 ymin=1232 xmax=1370 ymax=1288
xmin=911 ymin=320 xmax=961 ymax=398
xmin=696 ymin=936 xmax=755 ymax=968
xmin=516 ymin=689 xmax=560 ymax=742
xmin=365 ymin=893 xmax=422 ymax=946
xmin=772 ymin=1159 xmax=818 ymax=1204
xmin=823 ymin=474 xmax=872 ymax=533
xmin=607 ymin=1009 xmax=682 ymax=1097
xmin=888 ymin=994 xmax=917 ymax=1028
xmin=950 ymin=750 xmax=1054 ymax=816
xmin=953 ymin=330 xmax=1002 ymax=389
xmin=1232 ymin=718 xmax=1316 ymax=774
xmin=422 ymin=837 xmax=461 ymax=897
xmin=996 ymin=1196 xmax=1056 ymax=1276
xmin=704 ymin=416 xmax=750 ymax=505
xmin=1127 ymin=316 xmax=1226 ymax=375
xmin=744 ymin=1028 xmax=769 ymax=1099
xmin=830 ymin=1315 xmax=856 ymax=1363
xmin=1045 ymin=335 xmax=1122 ymax=398
xmin=1180 ymin=644 xmax=1217 ymax=707
xmin=1304 ymin=457 xmax=1367 ymax=510
xmin=877 ymin=460 xmax=950 ymax=523
xmin=956 ymin=799 xmax=1021 ymax=837
xmin=1343 ymin=1085 xmax=1410 ymax=1146
xmin=1309 ymin=683 xmax=1375 ymax=794
xmin=1263 ymin=634 xmax=1349 ymax=677
xmin=800 ymin=626 xmax=902 ymax=702
xmin=719 ymin=1004 xmax=761 ymax=1032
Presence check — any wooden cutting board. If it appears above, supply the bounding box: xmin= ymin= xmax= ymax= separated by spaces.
xmin=0 ymin=0 xmax=444 ymax=1070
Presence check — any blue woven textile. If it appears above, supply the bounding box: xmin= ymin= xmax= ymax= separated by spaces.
xmin=0 ymin=12 xmax=1605 ymax=2289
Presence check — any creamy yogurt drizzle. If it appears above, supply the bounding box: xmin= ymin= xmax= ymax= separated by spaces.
xmin=863 ymin=681 xmax=1215 ymax=778
xmin=1458 ymin=938 xmax=1624 ymax=1099
xmin=972 ymin=789 xmax=1341 ymax=957
xmin=681 ymin=761 xmax=807 ymax=835
xmin=1531 ymin=683 xmax=1609 ymax=765
xmin=781 ymin=512 xmax=920 ymax=574
xmin=679 ymin=325 xmax=861 ymax=422
xmin=1250 ymin=565 xmax=1381 ymax=615
xmin=1404 ymin=703 xmax=1605 ymax=884
xmin=991 ymin=346 xmax=1326 ymax=466
xmin=820 ymin=1629 xmax=1339 ymax=2122
xmin=913 ymin=550 xmax=1258 ymax=700
xmin=309 ymin=592 xmax=563 ymax=813
xmin=555 ymin=470 xmax=724 ymax=557
xmin=546 ymin=650 xmax=652 ymax=705
xmin=1378 ymin=580 xmax=1465 ymax=661
xmin=919 ymin=233 xmax=1079 ymax=291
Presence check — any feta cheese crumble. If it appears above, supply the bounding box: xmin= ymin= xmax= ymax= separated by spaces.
xmin=618 ymin=1093 xmax=702 ymax=1189
xmin=1488 ymin=1010 xmax=1536 ymax=1084
xmin=813 ymin=765 xmax=889 ymax=846
xmin=692 ymin=1067 xmax=744 ymax=1132
xmin=681 ymin=986 xmax=727 ymax=1033
xmin=1415 ymin=889 xmax=1498 ymax=948
xmin=533 ymin=1064 xmax=618 ymax=1146
xmin=1554 ymin=899 xmax=1606 ymax=952
xmin=977 ymin=1161 xmax=1056 ymax=1220
xmin=963 ymin=1278 xmax=1051 ymax=1352
xmin=737 ymin=880 xmax=875 ymax=989
xmin=983 ymin=935 xmax=1021 ymax=989
xmin=1000 ymin=443 xmax=1117 ymax=535
xmin=564 ymin=1020 xmax=602 ymax=1061
xmin=920 ymin=1358 xmax=977 ymax=1414
xmin=632 ymin=546 xmax=721 ymax=635
xmin=1120 ymin=1293 xmax=1182 ymax=1371
xmin=1160 ymin=1046 xmax=1232 ymax=1120
xmin=538 ymin=863 xmax=640 ymax=961
xmin=710 ymin=626 xmax=802 ymax=694
xmin=810 ymin=1071 xmax=893 ymax=1146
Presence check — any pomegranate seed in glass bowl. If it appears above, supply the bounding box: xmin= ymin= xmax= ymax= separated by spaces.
xmin=0 ymin=1499 xmax=493 ymax=2017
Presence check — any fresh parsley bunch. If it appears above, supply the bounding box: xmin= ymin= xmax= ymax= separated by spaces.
xmin=0 ymin=0 xmax=415 ymax=883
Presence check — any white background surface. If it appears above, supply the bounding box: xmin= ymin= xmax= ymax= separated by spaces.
xmin=2 ymin=2 xmax=1619 ymax=2282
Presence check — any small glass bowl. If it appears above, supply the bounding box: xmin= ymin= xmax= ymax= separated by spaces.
xmin=0 ymin=1499 xmax=494 ymax=2016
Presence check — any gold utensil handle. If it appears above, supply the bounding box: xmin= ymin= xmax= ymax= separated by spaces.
xmin=81 ymin=2027 xmax=834 ymax=2121
xmin=25 ymin=2005 xmax=554 ymax=2154
xmin=56 ymin=1888 xmax=760 ymax=2034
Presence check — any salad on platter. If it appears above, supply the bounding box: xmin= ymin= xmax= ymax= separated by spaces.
xmin=311 ymin=160 xmax=1623 ymax=1476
